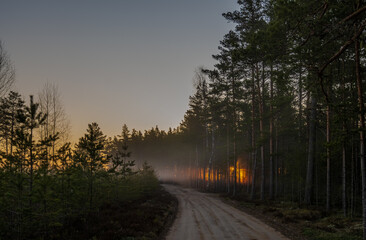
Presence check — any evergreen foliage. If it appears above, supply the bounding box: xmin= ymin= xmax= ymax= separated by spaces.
xmin=1 ymin=0 xmax=366 ymax=239
xmin=0 ymin=95 xmax=160 ymax=239
xmin=102 ymin=1 xmax=365 ymax=238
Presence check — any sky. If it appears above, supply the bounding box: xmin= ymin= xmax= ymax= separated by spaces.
xmin=0 ymin=0 xmax=237 ymax=141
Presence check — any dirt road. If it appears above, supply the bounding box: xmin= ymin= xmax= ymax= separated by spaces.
xmin=164 ymin=184 xmax=289 ymax=240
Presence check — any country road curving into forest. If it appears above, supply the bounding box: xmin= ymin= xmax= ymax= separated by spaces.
xmin=163 ymin=184 xmax=289 ymax=240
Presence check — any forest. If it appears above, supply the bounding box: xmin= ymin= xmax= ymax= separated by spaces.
xmin=0 ymin=43 xmax=170 ymax=239
xmin=128 ymin=0 xmax=366 ymax=238
xmin=0 ymin=90 xmax=165 ymax=239
xmin=1 ymin=0 xmax=366 ymax=239
xmin=135 ymin=0 xmax=366 ymax=216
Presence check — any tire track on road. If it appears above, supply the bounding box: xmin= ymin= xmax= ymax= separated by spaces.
xmin=164 ymin=184 xmax=288 ymax=240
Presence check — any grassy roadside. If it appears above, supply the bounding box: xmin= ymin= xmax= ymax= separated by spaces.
xmin=61 ymin=185 xmax=178 ymax=240
xmin=222 ymin=196 xmax=362 ymax=240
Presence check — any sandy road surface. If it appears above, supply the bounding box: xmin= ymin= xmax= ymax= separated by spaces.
xmin=164 ymin=184 xmax=289 ymax=240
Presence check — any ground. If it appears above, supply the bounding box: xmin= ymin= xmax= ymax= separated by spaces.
xmin=61 ymin=184 xmax=362 ymax=240
xmin=61 ymin=186 xmax=178 ymax=240
xmin=222 ymin=195 xmax=363 ymax=240
xmin=164 ymin=184 xmax=288 ymax=240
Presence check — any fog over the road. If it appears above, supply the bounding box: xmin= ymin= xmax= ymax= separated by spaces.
xmin=164 ymin=184 xmax=289 ymax=240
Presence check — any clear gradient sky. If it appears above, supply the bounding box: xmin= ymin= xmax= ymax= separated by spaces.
xmin=0 ymin=0 xmax=237 ymax=141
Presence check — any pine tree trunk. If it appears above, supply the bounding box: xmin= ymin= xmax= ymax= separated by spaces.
xmin=355 ymin=37 xmax=366 ymax=240
xmin=304 ymin=93 xmax=317 ymax=205
xmin=226 ymin=125 xmax=230 ymax=193
xmin=233 ymin=132 xmax=237 ymax=196
xmin=275 ymin=124 xmax=279 ymax=198
xmin=326 ymin=70 xmax=333 ymax=212
xmin=326 ymin=102 xmax=331 ymax=212
xmin=258 ymin=62 xmax=265 ymax=201
xmin=52 ymin=94 xmax=57 ymax=167
xmin=29 ymin=96 xmax=34 ymax=208
xmin=5 ymin=136 xmax=8 ymax=155
xmin=203 ymin=165 xmax=206 ymax=190
xmin=351 ymin=134 xmax=355 ymax=218
xmin=341 ymin=61 xmax=347 ymax=217
xmin=343 ymin=136 xmax=347 ymax=216
xmin=250 ymin=66 xmax=257 ymax=200
xmin=10 ymin=114 xmax=14 ymax=155
xmin=247 ymin=128 xmax=251 ymax=194
xmin=251 ymin=152 xmax=257 ymax=200
xmin=298 ymin=61 xmax=303 ymax=142
xmin=298 ymin=64 xmax=303 ymax=202
xmin=89 ymin=173 xmax=93 ymax=211
xmin=205 ymin=123 xmax=208 ymax=190
xmin=209 ymin=124 xmax=215 ymax=191
xmin=232 ymin=74 xmax=237 ymax=196
xmin=207 ymin=130 xmax=211 ymax=189
xmin=269 ymin=64 xmax=274 ymax=200
xmin=196 ymin=144 xmax=199 ymax=188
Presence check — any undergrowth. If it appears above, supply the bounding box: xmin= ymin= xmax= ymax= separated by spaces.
xmin=227 ymin=194 xmax=362 ymax=240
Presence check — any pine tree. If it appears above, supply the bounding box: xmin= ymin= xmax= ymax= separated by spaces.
xmin=75 ymin=122 xmax=109 ymax=210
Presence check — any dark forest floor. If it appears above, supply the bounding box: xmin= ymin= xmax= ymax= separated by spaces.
xmin=222 ymin=195 xmax=363 ymax=240
xmin=62 ymin=186 xmax=178 ymax=240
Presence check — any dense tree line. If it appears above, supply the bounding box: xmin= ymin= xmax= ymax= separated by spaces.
xmin=190 ymin=0 xmax=366 ymax=238
xmin=0 ymin=91 xmax=159 ymax=239
xmin=0 ymin=41 xmax=171 ymax=240
xmin=1 ymin=0 xmax=366 ymax=238
xmin=150 ymin=0 xmax=366 ymax=208
xmin=103 ymin=1 xmax=366 ymax=221
xmin=117 ymin=0 xmax=366 ymax=238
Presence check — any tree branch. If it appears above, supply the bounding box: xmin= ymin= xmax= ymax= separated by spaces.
xmin=340 ymin=5 xmax=366 ymax=24
xmin=318 ymin=20 xmax=366 ymax=75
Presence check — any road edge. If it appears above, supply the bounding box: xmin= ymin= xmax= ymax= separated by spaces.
xmin=159 ymin=185 xmax=179 ymax=240
xmin=221 ymin=197 xmax=308 ymax=240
